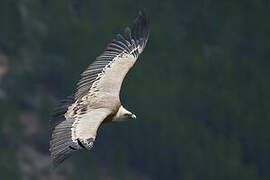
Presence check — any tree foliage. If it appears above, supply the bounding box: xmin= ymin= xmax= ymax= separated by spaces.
xmin=0 ymin=0 xmax=269 ymax=179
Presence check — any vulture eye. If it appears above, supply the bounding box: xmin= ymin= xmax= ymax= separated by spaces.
xmin=124 ymin=113 xmax=131 ymax=118
xmin=123 ymin=113 xmax=136 ymax=119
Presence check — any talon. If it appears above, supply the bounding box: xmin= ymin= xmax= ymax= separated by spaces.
xmin=86 ymin=138 xmax=95 ymax=148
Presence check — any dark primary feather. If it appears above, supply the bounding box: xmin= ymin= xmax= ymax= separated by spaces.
xmin=75 ymin=10 xmax=150 ymax=100
xmin=49 ymin=96 xmax=78 ymax=168
xmin=50 ymin=118 xmax=80 ymax=168
xmin=49 ymin=95 xmax=74 ymax=128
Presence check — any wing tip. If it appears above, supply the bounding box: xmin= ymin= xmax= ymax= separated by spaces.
xmin=137 ymin=9 xmax=150 ymax=27
xmin=131 ymin=10 xmax=150 ymax=50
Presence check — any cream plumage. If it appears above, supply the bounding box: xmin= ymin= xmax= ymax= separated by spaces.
xmin=49 ymin=11 xmax=150 ymax=167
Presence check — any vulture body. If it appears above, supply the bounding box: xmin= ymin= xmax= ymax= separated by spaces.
xmin=49 ymin=11 xmax=150 ymax=167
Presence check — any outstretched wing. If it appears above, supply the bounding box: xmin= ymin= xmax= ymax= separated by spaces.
xmin=50 ymin=106 xmax=111 ymax=168
xmin=75 ymin=11 xmax=150 ymax=101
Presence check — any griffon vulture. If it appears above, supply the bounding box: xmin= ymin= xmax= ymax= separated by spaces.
xmin=49 ymin=11 xmax=150 ymax=167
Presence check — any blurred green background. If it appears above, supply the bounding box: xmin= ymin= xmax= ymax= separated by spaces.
xmin=0 ymin=0 xmax=269 ymax=179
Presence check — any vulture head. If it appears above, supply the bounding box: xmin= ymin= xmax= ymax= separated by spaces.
xmin=112 ymin=106 xmax=136 ymax=122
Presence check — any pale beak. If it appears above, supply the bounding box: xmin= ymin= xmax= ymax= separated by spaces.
xmin=131 ymin=114 xmax=136 ymax=119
